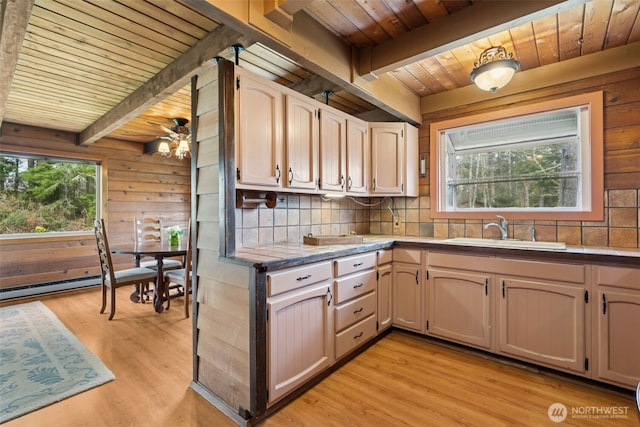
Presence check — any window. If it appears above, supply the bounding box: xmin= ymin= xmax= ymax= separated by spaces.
xmin=430 ymin=92 xmax=604 ymax=221
xmin=0 ymin=153 xmax=101 ymax=234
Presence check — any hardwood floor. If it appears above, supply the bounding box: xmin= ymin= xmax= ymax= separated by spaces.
xmin=2 ymin=288 xmax=636 ymax=426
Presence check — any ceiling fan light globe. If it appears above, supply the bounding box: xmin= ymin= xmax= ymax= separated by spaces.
xmin=158 ymin=141 xmax=171 ymax=156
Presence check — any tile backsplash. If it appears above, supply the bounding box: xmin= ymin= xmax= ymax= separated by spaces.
xmin=235 ymin=194 xmax=371 ymax=247
xmin=236 ymin=189 xmax=639 ymax=248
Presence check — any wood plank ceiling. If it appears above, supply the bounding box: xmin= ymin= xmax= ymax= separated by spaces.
xmin=1 ymin=0 xmax=638 ymax=149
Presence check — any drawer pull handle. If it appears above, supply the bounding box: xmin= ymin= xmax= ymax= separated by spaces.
xmin=353 ymin=262 xmax=363 ymax=267
xmin=296 ymin=274 xmax=312 ymax=281
xmin=353 ymin=283 xmax=364 ymax=289
xmin=353 ymin=332 xmax=363 ymax=339
xmin=353 ymin=307 xmax=363 ymax=314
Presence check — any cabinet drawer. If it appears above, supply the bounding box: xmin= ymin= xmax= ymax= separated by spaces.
xmin=267 ymin=261 xmax=332 ymax=297
xmin=593 ymin=265 xmax=640 ymax=291
xmin=335 ymin=314 xmax=377 ymax=359
xmin=393 ymin=248 xmax=421 ymax=264
xmin=378 ymin=249 xmax=392 ymax=265
xmin=334 ymin=252 xmax=376 ymax=277
xmin=335 ymin=291 xmax=376 ymax=332
xmin=334 ymin=269 xmax=376 ymax=304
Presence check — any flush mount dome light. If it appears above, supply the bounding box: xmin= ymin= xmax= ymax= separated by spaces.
xmin=470 ymin=46 xmax=520 ymax=93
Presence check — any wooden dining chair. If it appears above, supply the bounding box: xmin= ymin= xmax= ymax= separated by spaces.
xmin=94 ymin=219 xmax=158 ymax=320
xmin=163 ymin=222 xmax=193 ymax=317
xmin=133 ymin=216 xmax=182 ymax=302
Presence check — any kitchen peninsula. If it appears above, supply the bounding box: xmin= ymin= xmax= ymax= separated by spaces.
xmin=192 ymin=230 xmax=640 ymax=425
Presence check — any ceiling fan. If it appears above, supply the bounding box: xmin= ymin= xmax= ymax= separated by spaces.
xmin=144 ymin=118 xmax=191 ymax=160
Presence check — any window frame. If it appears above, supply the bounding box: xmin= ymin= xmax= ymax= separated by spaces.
xmin=429 ymin=91 xmax=604 ymax=221
xmin=0 ymin=146 xmax=106 ymax=239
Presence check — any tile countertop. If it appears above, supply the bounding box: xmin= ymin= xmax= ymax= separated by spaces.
xmin=230 ymin=235 xmax=640 ymax=271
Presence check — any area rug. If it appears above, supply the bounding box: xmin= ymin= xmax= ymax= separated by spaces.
xmin=0 ymin=301 xmax=115 ymax=423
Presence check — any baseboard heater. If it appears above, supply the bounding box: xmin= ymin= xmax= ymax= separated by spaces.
xmin=0 ymin=276 xmax=101 ymax=301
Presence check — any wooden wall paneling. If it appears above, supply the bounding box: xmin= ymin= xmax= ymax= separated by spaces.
xmin=422 ymin=67 xmax=640 ymax=192
xmin=604 ymin=125 xmax=640 ymax=152
xmin=0 ymin=122 xmax=191 ymax=290
xmin=193 ymin=59 xmax=253 ymax=420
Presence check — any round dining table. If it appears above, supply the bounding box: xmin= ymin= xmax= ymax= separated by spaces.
xmin=111 ymin=240 xmax=188 ymax=313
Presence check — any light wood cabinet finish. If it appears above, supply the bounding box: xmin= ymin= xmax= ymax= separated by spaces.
xmin=497 ymin=277 xmax=587 ymax=374
xmin=346 ymin=117 xmax=369 ymax=194
xmin=370 ymin=122 xmax=418 ymax=196
xmin=592 ymin=265 xmax=640 ymax=388
xmin=284 ymin=89 xmax=318 ymax=190
xmin=333 ymin=252 xmax=378 ymax=359
xmin=235 ymin=68 xmax=283 ymax=188
xmin=428 ymin=268 xmax=492 ymax=350
xmin=370 ymin=123 xmax=404 ymax=195
xmin=335 ymin=314 xmax=377 ymax=359
xmin=334 ymin=292 xmax=377 ymax=332
xmin=267 ymin=261 xmax=331 ymax=297
xmin=377 ymin=250 xmax=393 ymax=332
xmin=267 ymin=281 xmax=334 ymax=404
xmin=334 ymin=269 xmax=376 ymax=304
xmin=318 ymin=106 xmax=347 ymax=193
xmin=392 ymin=249 xmax=424 ymax=332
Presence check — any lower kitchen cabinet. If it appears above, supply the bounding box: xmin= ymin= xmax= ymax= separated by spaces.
xmin=392 ymin=249 xmax=424 ymax=332
xmin=267 ymin=263 xmax=334 ymax=404
xmin=377 ymin=249 xmax=393 ymax=332
xmin=592 ymin=265 xmax=640 ymax=388
xmin=333 ymin=252 xmax=377 ymax=359
xmin=495 ymin=258 xmax=588 ymax=375
xmin=428 ymin=268 xmax=492 ymax=350
xmin=497 ymin=277 xmax=587 ymax=374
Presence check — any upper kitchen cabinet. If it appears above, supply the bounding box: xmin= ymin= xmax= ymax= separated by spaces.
xmin=235 ymin=68 xmax=283 ymax=189
xmin=283 ymin=88 xmax=318 ymax=191
xmin=234 ymin=67 xmax=417 ymax=197
xmin=318 ymin=105 xmax=347 ymax=194
xmin=346 ymin=117 xmax=368 ymax=195
xmin=370 ymin=122 xmax=418 ymax=197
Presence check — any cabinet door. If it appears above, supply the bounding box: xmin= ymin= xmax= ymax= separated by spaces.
xmin=236 ymin=70 xmax=282 ymax=187
xmin=267 ymin=282 xmax=334 ymax=404
xmin=428 ymin=268 xmax=492 ymax=350
xmin=370 ymin=124 xmax=403 ymax=195
xmin=392 ymin=262 xmax=423 ymax=332
xmin=346 ymin=117 xmax=368 ymax=194
xmin=284 ymin=91 xmax=318 ymax=190
xmin=593 ymin=266 xmax=640 ymax=388
xmin=318 ymin=107 xmax=346 ymax=193
xmin=497 ymin=277 xmax=587 ymax=374
xmin=377 ymin=263 xmax=393 ymax=332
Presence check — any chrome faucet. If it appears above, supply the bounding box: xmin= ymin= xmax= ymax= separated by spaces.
xmin=484 ymin=215 xmax=509 ymax=240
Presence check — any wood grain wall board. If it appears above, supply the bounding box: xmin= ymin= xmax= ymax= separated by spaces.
xmin=0 ymin=123 xmax=191 ymax=290
xmin=605 ymin=148 xmax=640 ymax=174
xmin=30 ymin=7 xmax=174 ymax=64
xmin=197 ymin=357 xmax=250 ymax=415
xmin=581 ymin=0 xmax=614 ymax=54
xmin=605 ymin=0 xmax=640 ymax=48
xmin=532 ymin=14 xmax=560 ymax=66
xmin=557 ymin=3 xmax=586 ymax=61
xmin=509 ymin=22 xmax=541 ymax=70
xmin=604 ymin=126 xmax=640 ymax=152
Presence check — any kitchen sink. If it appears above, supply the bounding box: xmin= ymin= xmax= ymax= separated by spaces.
xmin=443 ymin=237 xmax=567 ymax=250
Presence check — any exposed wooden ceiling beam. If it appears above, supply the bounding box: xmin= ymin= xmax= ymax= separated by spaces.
xmin=286 ymin=72 xmax=341 ymax=97
xmin=184 ymin=0 xmax=422 ymax=124
xmin=79 ymin=24 xmax=253 ymax=145
xmin=0 ymin=0 xmax=35 ymax=124
xmin=358 ymin=0 xmax=591 ymax=81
